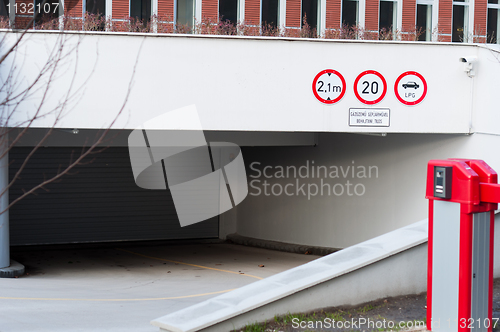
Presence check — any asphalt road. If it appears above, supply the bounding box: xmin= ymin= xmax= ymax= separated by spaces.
xmin=0 ymin=242 xmax=320 ymax=332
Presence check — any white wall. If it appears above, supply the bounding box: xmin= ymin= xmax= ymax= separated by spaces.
xmin=5 ymin=31 xmax=500 ymax=134
xmin=230 ymin=132 xmax=500 ymax=248
xmin=472 ymin=46 xmax=500 ymax=135
xmin=6 ymin=32 xmax=500 ymax=249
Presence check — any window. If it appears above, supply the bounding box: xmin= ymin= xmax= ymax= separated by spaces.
xmin=488 ymin=0 xmax=500 ymax=43
xmin=262 ymin=0 xmax=279 ymax=27
xmin=131 ymin=0 xmax=151 ymax=21
xmin=379 ymin=0 xmax=397 ymax=37
xmin=301 ymin=0 xmax=319 ymax=30
xmin=176 ymin=0 xmax=195 ymax=28
xmin=452 ymin=0 xmax=469 ymax=42
xmin=35 ymin=0 xmax=60 ymax=25
xmin=342 ymin=0 xmax=358 ymax=27
xmin=416 ymin=1 xmax=432 ymax=41
xmin=86 ymin=0 xmax=105 ymax=16
xmin=219 ymin=0 xmax=238 ymax=24
xmin=0 ymin=0 xmax=8 ymax=18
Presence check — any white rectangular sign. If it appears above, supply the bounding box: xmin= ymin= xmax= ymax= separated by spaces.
xmin=349 ymin=108 xmax=390 ymax=127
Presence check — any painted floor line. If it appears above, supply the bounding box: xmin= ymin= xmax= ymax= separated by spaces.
xmin=116 ymin=248 xmax=263 ymax=280
xmin=0 ymin=248 xmax=262 ymax=302
xmin=0 ymin=288 xmax=236 ymax=301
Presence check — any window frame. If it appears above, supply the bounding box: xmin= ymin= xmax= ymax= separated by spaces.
xmin=416 ymin=0 xmax=433 ymax=41
xmin=487 ymin=2 xmax=500 ymax=43
xmin=341 ymin=0 xmax=359 ymax=28
xmin=260 ymin=0 xmax=280 ymax=28
xmin=379 ymin=0 xmax=398 ymax=39
xmin=130 ymin=0 xmax=152 ymax=21
xmin=300 ymin=0 xmax=320 ymax=32
xmin=175 ymin=0 xmax=196 ymax=29
xmin=452 ymin=0 xmax=470 ymax=42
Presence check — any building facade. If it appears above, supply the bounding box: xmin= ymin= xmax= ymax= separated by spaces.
xmin=8 ymin=0 xmax=500 ymax=42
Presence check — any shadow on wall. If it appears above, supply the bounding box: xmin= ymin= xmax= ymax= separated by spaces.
xmin=235 ymin=133 xmax=494 ymax=249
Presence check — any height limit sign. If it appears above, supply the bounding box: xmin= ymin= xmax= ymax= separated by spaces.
xmin=312 ymin=69 xmax=346 ymax=104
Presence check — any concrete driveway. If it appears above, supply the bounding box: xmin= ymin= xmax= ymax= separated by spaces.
xmin=0 ymin=242 xmax=320 ymax=332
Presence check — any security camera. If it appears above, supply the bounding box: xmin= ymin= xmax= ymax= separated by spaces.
xmin=460 ymin=56 xmax=477 ymax=77
xmin=459 ymin=56 xmax=477 ymax=63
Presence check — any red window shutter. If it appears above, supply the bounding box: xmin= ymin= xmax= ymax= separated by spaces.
xmin=401 ymin=0 xmax=416 ymax=32
xmin=15 ymin=0 xmax=35 ymax=28
xmin=245 ymin=0 xmax=260 ymax=25
xmin=202 ymin=0 xmax=218 ymax=21
xmin=286 ymin=0 xmax=300 ymax=27
xmin=437 ymin=0 xmax=452 ymax=36
xmin=158 ymin=0 xmax=174 ymax=20
xmin=325 ymin=0 xmax=341 ymax=29
xmin=474 ymin=0 xmax=487 ymax=39
xmin=113 ymin=0 xmax=129 ymax=18
xmin=65 ymin=0 xmax=83 ymax=17
xmin=364 ymin=0 xmax=378 ymax=32
xmin=15 ymin=16 xmax=32 ymax=29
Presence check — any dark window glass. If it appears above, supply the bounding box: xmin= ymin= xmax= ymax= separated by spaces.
xmin=35 ymin=0 xmax=60 ymax=25
xmin=301 ymin=0 xmax=318 ymax=29
xmin=416 ymin=4 xmax=432 ymax=41
xmin=452 ymin=5 xmax=465 ymax=42
xmin=262 ymin=0 xmax=278 ymax=27
xmin=342 ymin=0 xmax=358 ymax=27
xmin=416 ymin=4 xmax=426 ymax=40
xmin=0 ymin=0 xmax=9 ymax=18
xmin=131 ymin=0 xmax=151 ymax=21
xmin=488 ymin=0 xmax=498 ymax=4
xmin=177 ymin=0 xmax=194 ymax=28
xmin=86 ymin=0 xmax=105 ymax=15
xmin=379 ymin=1 xmax=394 ymax=32
xmin=219 ymin=0 xmax=238 ymax=24
xmin=488 ymin=7 xmax=498 ymax=43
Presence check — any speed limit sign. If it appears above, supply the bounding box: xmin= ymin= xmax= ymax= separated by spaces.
xmin=312 ymin=69 xmax=346 ymax=104
xmin=353 ymin=70 xmax=387 ymax=105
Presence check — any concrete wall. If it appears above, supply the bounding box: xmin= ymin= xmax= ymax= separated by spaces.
xmin=6 ymin=32 xmax=500 ymax=250
xmin=154 ymin=215 xmax=500 ymax=332
xmin=152 ymin=220 xmax=428 ymax=332
xmin=5 ymin=31 xmax=500 ymax=134
xmin=195 ymin=244 xmax=428 ymax=332
xmin=230 ymin=132 xmax=500 ymax=248
xmin=473 ymin=47 xmax=500 ymax=135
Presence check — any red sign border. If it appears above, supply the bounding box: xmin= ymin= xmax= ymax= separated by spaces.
xmin=353 ymin=70 xmax=388 ymax=105
xmin=394 ymin=71 xmax=428 ymax=106
xmin=312 ymin=69 xmax=347 ymax=105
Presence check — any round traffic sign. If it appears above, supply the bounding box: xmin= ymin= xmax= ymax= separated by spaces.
xmin=312 ymin=69 xmax=346 ymax=104
xmin=394 ymin=71 xmax=427 ymax=106
xmin=353 ymin=70 xmax=387 ymax=105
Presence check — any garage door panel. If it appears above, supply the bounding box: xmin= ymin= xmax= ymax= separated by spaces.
xmin=9 ymin=147 xmax=219 ymax=245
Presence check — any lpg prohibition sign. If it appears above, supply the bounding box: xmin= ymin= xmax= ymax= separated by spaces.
xmin=394 ymin=71 xmax=427 ymax=106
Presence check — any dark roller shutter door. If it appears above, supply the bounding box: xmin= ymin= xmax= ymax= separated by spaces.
xmin=9 ymin=147 xmax=219 ymax=245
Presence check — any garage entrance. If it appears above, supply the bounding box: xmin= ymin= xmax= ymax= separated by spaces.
xmin=9 ymin=147 xmax=219 ymax=245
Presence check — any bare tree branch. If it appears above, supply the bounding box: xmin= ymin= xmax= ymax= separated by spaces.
xmin=0 ymin=36 xmax=145 ymax=214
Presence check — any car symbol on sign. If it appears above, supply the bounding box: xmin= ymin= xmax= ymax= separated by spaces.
xmin=402 ymin=81 xmax=419 ymax=89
